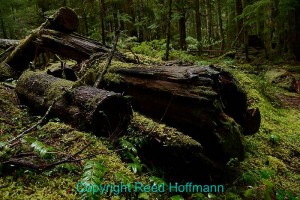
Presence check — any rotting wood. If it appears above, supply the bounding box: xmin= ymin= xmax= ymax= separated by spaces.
xmin=1 ymin=7 xmax=79 ymax=78
xmin=15 ymin=71 xmax=132 ymax=137
xmin=99 ymin=64 xmax=259 ymax=162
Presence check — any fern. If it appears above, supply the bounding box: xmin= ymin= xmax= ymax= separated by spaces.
xmin=119 ymin=139 xmax=137 ymax=154
xmin=23 ymin=137 xmax=54 ymax=158
xmin=119 ymin=139 xmax=143 ymax=174
xmin=80 ymin=160 xmax=107 ymax=200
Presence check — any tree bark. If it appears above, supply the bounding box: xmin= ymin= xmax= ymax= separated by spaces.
xmin=99 ymin=64 xmax=261 ymax=162
xmin=194 ymin=0 xmax=202 ymax=55
xmin=178 ymin=10 xmax=187 ymax=51
xmin=165 ymin=0 xmax=172 ymax=60
xmin=1 ymin=7 xmax=79 ymax=76
xmin=131 ymin=112 xmax=223 ymax=177
xmin=0 ymin=29 xmax=136 ymax=79
xmin=100 ymin=0 xmax=106 ymax=45
xmin=217 ymin=0 xmax=225 ymax=51
xmin=0 ymin=10 xmax=7 ymax=39
xmin=206 ymin=0 xmax=213 ymax=52
xmin=15 ymin=71 xmax=132 ymax=137
xmin=236 ymin=0 xmax=244 ymax=44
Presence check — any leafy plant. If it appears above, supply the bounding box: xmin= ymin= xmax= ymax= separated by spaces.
xmin=23 ymin=137 xmax=54 ymax=158
xmin=80 ymin=160 xmax=107 ymax=199
xmin=170 ymin=195 xmax=184 ymax=200
xmin=119 ymin=139 xmax=143 ymax=174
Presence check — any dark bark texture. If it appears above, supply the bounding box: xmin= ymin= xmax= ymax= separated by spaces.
xmin=101 ymin=64 xmax=261 ymax=162
xmin=16 ymin=71 xmax=132 ymax=137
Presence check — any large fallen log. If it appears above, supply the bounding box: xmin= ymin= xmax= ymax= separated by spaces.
xmin=129 ymin=112 xmax=223 ymax=180
xmin=15 ymin=71 xmax=132 ymax=137
xmin=33 ymin=29 xmax=135 ymax=63
xmin=0 ymin=7 xmax=136 ymax=80
xmin=2 ymin=7 xmax=79 ymax=76
xmin=97 ymin=64 xmax=258 ymax=162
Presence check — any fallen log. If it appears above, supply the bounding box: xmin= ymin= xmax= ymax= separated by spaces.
xmin=0 ymin=7 xmax=79 ymax=79
xmin=129 ymin=112 xmax=223 ymax=180
xmin=0 ymin=7 xmax=136 ymax=80
xmin=15 ymin=71 xmax=132 ymax=137
xmin=34 ymin=29 xmax=134 ymax=63
xmin=98 ymin=64 xmax=257 ymax=162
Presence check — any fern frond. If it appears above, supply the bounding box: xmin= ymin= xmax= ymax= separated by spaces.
xmin=80 ymin=160 xmax=107 ymax=199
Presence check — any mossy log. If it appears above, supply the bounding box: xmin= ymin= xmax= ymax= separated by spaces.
xmin=130 ymin=113 xmax=223 ymax=177
xmin=15 ymin=71 xmax=132 ymax=137
xmin=102 ymin=65 xmax=261 ymax=162
xmin=1 ymin=7 xmax=79 ymax=78
xmin=34 ymin=29 xmax=136 ymax=63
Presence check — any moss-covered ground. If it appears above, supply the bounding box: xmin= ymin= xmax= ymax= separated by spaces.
xmin=0 ymin=49 xmax=299 ymax=199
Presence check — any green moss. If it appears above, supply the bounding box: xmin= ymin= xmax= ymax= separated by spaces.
xmin=217 ymin=62 xmax=300 ymax=197
xmin=130 ymin=112 xmax=202 ymax=150
xmin=0 ymin=63 xmax=13 ymax=80
xmin=1 ymin=122 xmax=142 ymax=199
xmin=46 ymin=79 xmax=74 ymax=100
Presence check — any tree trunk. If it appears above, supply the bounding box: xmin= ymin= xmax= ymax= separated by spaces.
xmin=165 ymin=0 xmax=172 ymax=60
xmin=131 ymin=112 xmax=223 ymax=179
xmin=236 ymin=0 xmax=244 ymax=44
xmin=217 ymin=0 xmax=225 ymax=51
xmin=295 ymin=4 xmax=300 ymax=60
xmin=206 ymin=0 xmax=213 ymax=52
xmin=100 ymin=0 xmax=106 ymax=45
xmin=81 ymin=2 xmax=89 ymax=36
xmin=179 ymin=10 xmax=187 ymax=51
xmin=15 ymin=71 xmax=132 ymax=137
xmin=0 ymin=10 xmax=7 ymax=39
xmin=136 ymin=0 xmax=144 ymax=42
xmin=1 ymin=7 xmax=79 ymax=76
xmin=194 ymin=0 xmax=202 ymax=55
xmin=0 ymin=29 xmax=136 ymax=78
xmin=97 ymin=64 xmax=261 ymax=163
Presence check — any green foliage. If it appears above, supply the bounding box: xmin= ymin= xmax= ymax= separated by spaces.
xmin=170 ymin=195 xmax=184 ymax=200
xmin=80 ymin=160 xmax=107 ymax=199
xmin=138 ymin=192 xmax=150 ymax=199
xmin=131 ymin=39 xmax=166 ymax=58
xmin=119 ymin=139 xmax=143 ymax=174
xmin=237 ymin=0 xmax=272 ymax=26
xmin=23 ymin=136 xmax=54 ymax=159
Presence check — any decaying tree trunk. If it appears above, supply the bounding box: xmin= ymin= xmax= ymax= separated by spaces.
xmin=99 ymin=64 xmax=260 ymax=162
xmin=1 ymin=7 xmax=79 ymax=77
xmin=16 ymin=71 xmax=132 ymax=137
xmin=34 ymin=29 xmax=134 ymax=63
xmin=0 ymin=6 xmax=261 ymax=168
xmin=130 ymin=112 xmax=223 ymax=178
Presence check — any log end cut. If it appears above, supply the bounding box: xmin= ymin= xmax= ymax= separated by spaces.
xmin=48 ymin=7 xmax=79 ymax=33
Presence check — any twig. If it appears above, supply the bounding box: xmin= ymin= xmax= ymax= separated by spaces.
xmin=2 ymin=147 xmax=126 ymax=171
xmin=7 ymin=100 xmax=56 ymax=145
xmin=129 ymin=48 xmax=140 ymax=64
xmin=94 ymin=29 xmax=120 ymax=88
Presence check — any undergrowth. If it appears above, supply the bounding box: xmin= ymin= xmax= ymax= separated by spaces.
xmin=0 ymin=51 xmax=299 ymax=199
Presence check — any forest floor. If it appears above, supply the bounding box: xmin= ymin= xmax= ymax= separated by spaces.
xmin=0 ymin=50 xmax=299 ymax=199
